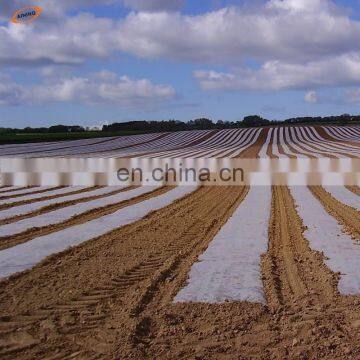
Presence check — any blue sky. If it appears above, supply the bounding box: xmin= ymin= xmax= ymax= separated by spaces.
xmin=0 ymin=0 xmax=360 ymax=128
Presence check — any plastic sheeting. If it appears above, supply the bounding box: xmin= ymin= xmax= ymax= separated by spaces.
xmin=0 ymin=186 xmax=197 ymax=278
xmin=0 ymin=186 xmax=156 ymax=237
xmin=323 ymin=186 xmax=360 ymax=211
xmin=174 ymin=187 xmax=271 ymax=304
xmin=0 ymin=186 xmax=87 ymax=205
xmin=0 ymin=186 xmax=125 ymax=221
xmin=291 ymin=186 xmax=360 ymax=295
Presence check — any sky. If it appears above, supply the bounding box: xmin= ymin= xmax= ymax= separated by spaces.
xmin=0 ymin=0 xmax=360 ymax=128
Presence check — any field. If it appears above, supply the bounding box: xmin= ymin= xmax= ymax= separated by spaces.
xmin=0 ymin=131 xmax=152 ymax=145
xmin=0 ymin=125 xmax=359 ymax=359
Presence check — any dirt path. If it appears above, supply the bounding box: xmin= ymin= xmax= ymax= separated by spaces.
xmin=0 ymin=186 xmax=359 ymax=359
xmin=309 ymin=186 xmax=360 ymax=240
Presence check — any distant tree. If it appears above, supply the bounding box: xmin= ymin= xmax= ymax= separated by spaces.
xmin=243 ymin=115 xmax=269 ymax=127
xmin=338 ymin=114 xmax=351 ymax=125
xmin=69 ymin=126 xmax=85 ymax=132
xmin=216 ymin=120 xmax=224 ymax=128
xmin=2 ymin=114 xmax=360 ymax=138
xmin=48 ymin=125 xmax=70 ymax=133
xmin=48 ymin=125 xmax=85 ymax=133
xmin=188 ymin=118 xmax=214 ymax=130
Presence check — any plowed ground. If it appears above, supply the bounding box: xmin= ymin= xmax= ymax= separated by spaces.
xmin=310 ymin=186 xmax=360 ymax=240
xmin=0 ymin=186 xmax=359 ymax=359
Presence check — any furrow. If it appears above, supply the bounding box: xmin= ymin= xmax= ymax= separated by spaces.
xmin=291 ymin=186 xmax=360 ymax=295
xmin=346 ymin=186 xmax=360 ymax=196
xmin=0 ymin=186 xmax=161 ymax=251
xmin=0 ymin=187 xmax=51 ymax=200
xmin=0 ymin=186 xmax=126 ymax=224
xmin=309 ymin=186 xmax=360 ymax=240
xmin=261 ymin=186 xmax=338 ymax=311
xmin=0 ymin=186 xmax=247 ymax=359
xmin=0 ymin=186 xmax=93 ymax=210
xmin=323 ymin=186 xmax=360 ymax=211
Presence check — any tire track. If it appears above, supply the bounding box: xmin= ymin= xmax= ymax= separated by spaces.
xmin=309 ymin=186 xmax=360 ymax=240
xmin=261 ymin=186 xmax=338 ymax=310
xmin=0 ymin=186 xmax=248 ymax=359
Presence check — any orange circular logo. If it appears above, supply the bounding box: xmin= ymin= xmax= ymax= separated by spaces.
xmin=11 ymin=6 xmax=42 ymax=24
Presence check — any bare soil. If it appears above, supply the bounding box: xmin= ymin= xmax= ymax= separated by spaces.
xmin=0 ymin=186 xmax=162 ymax=250
xmin=0 ymin=187 xmax=100 ymax=211
xmin=0 ymin=186 xmax=135 ymax=226
xmin=310 ymin=186 xmax=360 ymax=240
xmin=0 ymin=186 xmax=359 ymax=359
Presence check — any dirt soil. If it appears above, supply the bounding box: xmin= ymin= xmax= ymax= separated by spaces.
xmin=310 ymin=186 xmax=360 ymax=240
xmin=0 ymin=186 xmax=161 ymax=251
xmin=346 ymin=186 xmax=360 ymax=196
xmin=0 ymin=186 xmax=359 ymax=359
xmin=0 ymin=187 xmax=101 ymax=211
xmin=0 ymin=187 xmax=49 ymax=200
xmin=315 ymin=126 xmax=360 ymax=150
xmin=235 ymin=128 xmax=269 ymax=158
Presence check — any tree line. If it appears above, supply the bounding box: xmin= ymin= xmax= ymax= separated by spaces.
xmin=1 ymin=114 xmax=359 ymax=134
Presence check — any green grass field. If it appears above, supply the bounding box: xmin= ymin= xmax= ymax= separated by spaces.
xmin=0 ymin=131 xmax=150 ymax=145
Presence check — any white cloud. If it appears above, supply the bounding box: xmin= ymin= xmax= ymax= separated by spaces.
xmin=0 ymin=73 xmax=26 ymax=105
xmin=346 ymin=89 xmax=360 ymax=104
xmin=0 ymin=1 xmax=360 ymax=68
xmin=116 ymin=2 xmax=360 ymax=63
xmin=193 ymin=54 xmax=360 ymax=91
xmin=122 ymin=0 xmax=185 ymax=12
xmin=0 ymin=13 xmax=117 ymax=66
xmin=304 ymin=91 xmax=318 ymax=103
xmin=266 ymin=0 xmax=337 ymax=13
xmin=0 ymin=83 xmax=25 ymax=106
xmin=0 ymin=0 xmax=360 ymax=100
xmin=0 ymin=72 xmax=176 ymax=106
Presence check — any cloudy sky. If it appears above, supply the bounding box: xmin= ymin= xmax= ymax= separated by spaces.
xmin=1 ymin=0 xmax=360 ymax=128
